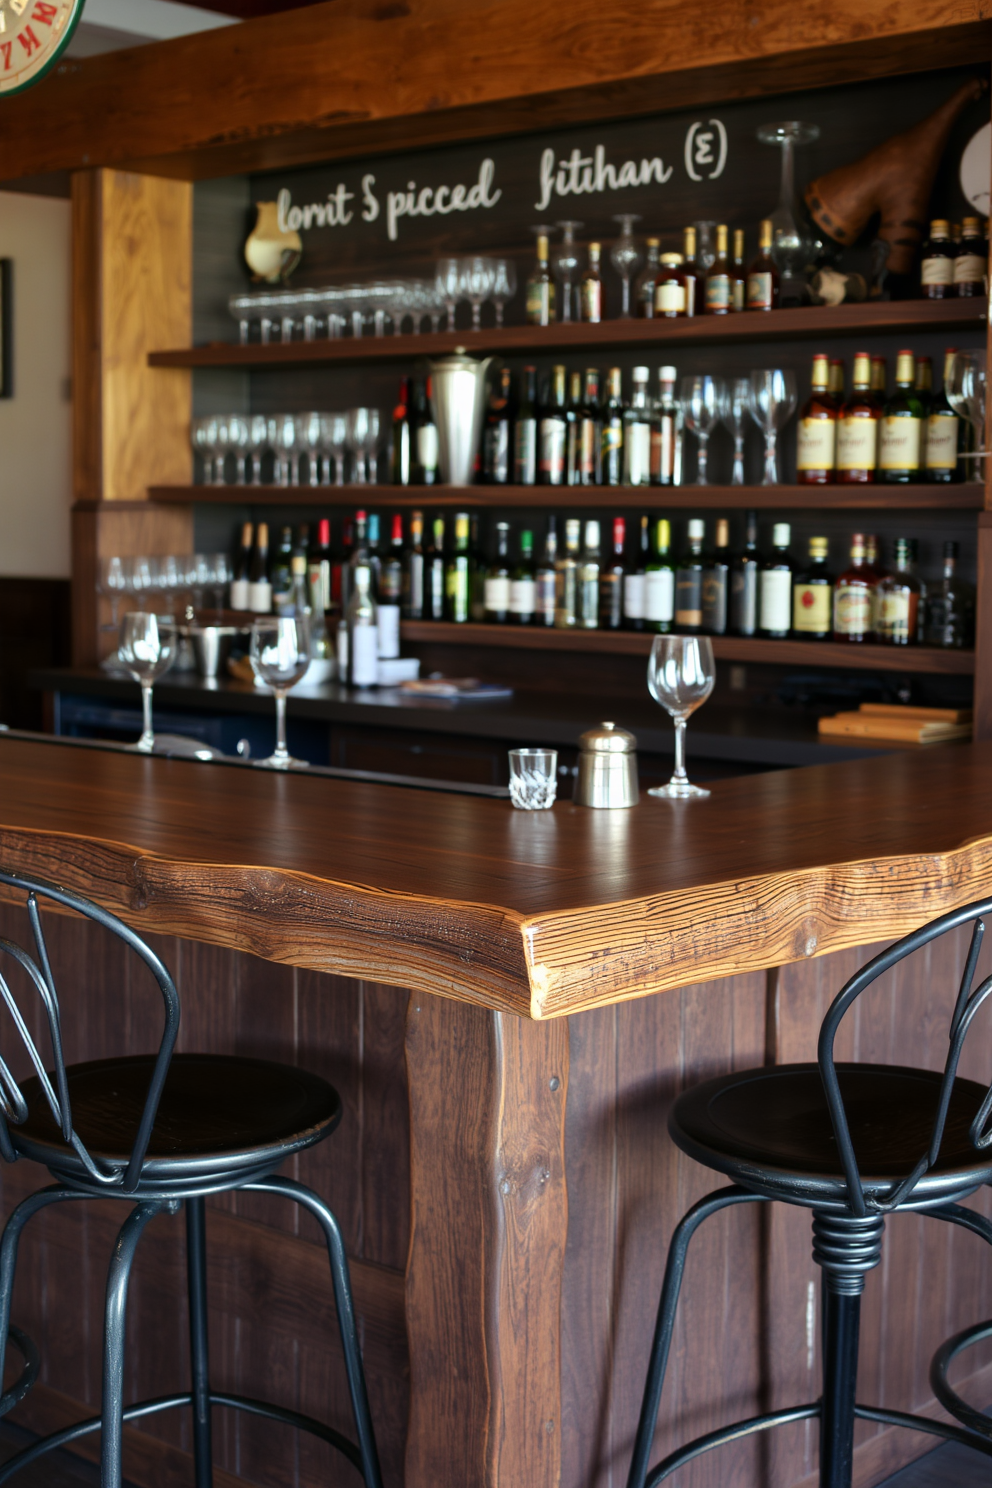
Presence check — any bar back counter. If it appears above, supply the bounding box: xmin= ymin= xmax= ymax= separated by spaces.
xmin=0 ymin=733 xmax=990 ymax=1488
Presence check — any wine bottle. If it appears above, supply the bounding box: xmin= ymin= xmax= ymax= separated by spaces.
xmin=682 ymin=225 xmax=703 ymax=317
xmin=402 ymin=510 xmax=425 ymax=620
xmin=482 ymin=367 xmax=513 ymax=485
xmin=731 ymin=228 xmax=746 ymax=312
xmin=514 ymin=366 xmax=539 ymax=486
xmin=578 ymin=520 xmax=600 ymax=629
xmin=600 ymin=367 xmax=624 ymax=487
xmin=484 ymin=521 xmax=511 ymax=624
xmin=915 ymin=355 xmax=933 ymax=471
xmin=746 ymin=220 xmax=779 ymax=311
xmin=308 ymin=517 xmax=332 ymax=617
xmin=599 ymin=516 xmax=626 ymax=630
xmin=878 ymin=350 xmax=923 ymax=483
xmin=565 ymin=371 xmax=583 ymax=486
xmin=955 ymin=217 xmax=985 ymax=297
xmin=645 ymin=518 xmax=675 ymax=634
xmin=704 ymin=223 xmax=732 ymax=314
xmin=411 ymin=377 xmax=439 ymax=486
xmin=875 ymin=538 xmax=921 ymax=646
xmin=288 ymin=552 xmax=311 ymax=618
xmin=391 ymin=375 xmax=411 ymax=486
xmin=445 ymin=513 xmax=471 ymax=623
xmin=651 ymin=366 xmax=680 ymax=486
xmin=376 ymin=514 xmax=403 ymax=658
xmin=509 ymin=529 xmax=536 ymax=625
xmin=580 ymin=242 xmax=603 ymax=323
xmin=554 ymin=518 xmax=581 ymax=629
xmin=701 ymin=517 xmax=730 ymax=635
xmin=230 ymin=521 xmax=253 ymax=610
xmin=469 ymin=513 xmax=486 ymax=622
xmin=536 ymin=517 xmax=557 ymax=627
xmin=828 ymin=359 xmax=844 ymax=405
xmin=796 ymin=352 xmax=837 ymax=485
xmin=270 ymin=525 xmax=294 ymax=613
xmin=247 ymin=521 xmax=271 ymax=614
xmin=623 ymin=366 xmax=652 ymax=487
xmin=654 ymin=253 xmax=686 ymax=318
xmin=792 ymin=536 xmax=832 ymax=640
xmin=366 ymin=513 xmax=382 ymax=597
xmin=729 ymin=511 xmax=758 ymax=636
xmin=426 ymin=516 xmax=446 ymax=620
xmin=926 ymin=349 xmax=963 ymax=483
xmin=624 ymin=515 xmax=649 ymax=631
xmin=526 ymin=233 xmax=555 ymax=325
xmin=675 ymin=519 xmax=705 ymax=633
xmin=347 ymin=559 xmax=379 ymax=689
xmin=577 ymin=368 xmax=602 ymax=486
xmin=920 ymin=218 xmax=956 ymax=299
xmin=832 ymin=533 xmax=874 ymax=643
xmin=923 ymin=540 xmax=974 ymax=647
xmin=758 ymin=523 xmax=793 ymax=638
xmin=835 ymin=351 xmax=878 ymax=485
xmin=633 ymin=237 xmax=660 ymax=318
xmin=539 ymin=365 xmax=568 ymax=486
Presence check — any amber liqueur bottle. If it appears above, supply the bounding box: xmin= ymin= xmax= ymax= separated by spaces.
xmin=954 ymin=217 xmax=986 ymax=296
xmin=875 ymin=539 xmax=921 ymax=646
xmin=796 ymin=353 xmax=837 ymax=485
xmin=832 ymin=532 xmax=875 ymax=643
xmin=681 ymin=226 xmax=705 ymax=317
xmin=746 ymin=219 xmax=779 ymax=311
xmin=526 ymin=234 xmax=555 ymax=325
xmin=731 ymin=229 xmax=746 ymax=312
xmin=704 ymin=224 xmax=732 ymax=315
xmin=919 ymin=219 xmax=956 ymax=299
xmin=792 ymin=537 xmax=833 ymax=640
xmin=835 ymin=352 xmax=878 ymax=484
xmin=654 ymin=254 xmax=686 ymax=318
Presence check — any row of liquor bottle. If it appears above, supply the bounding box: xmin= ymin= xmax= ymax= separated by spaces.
xmin=228 ymin=513 xmax=973 ymax=649
xmin=918 ymin=219 xmax=989 ymax=299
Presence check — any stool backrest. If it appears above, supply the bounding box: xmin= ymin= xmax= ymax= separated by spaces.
xmin=819 ymin=895 xmax=992 ymax=1217
xmin=0 ymin=869 xmax=180 ymax=1193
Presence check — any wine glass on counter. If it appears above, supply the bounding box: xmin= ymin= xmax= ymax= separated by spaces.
xmin=646 ymin=636 xmax=716 ymax=800
xmin=553 ymin=221 xmax=583 ymax=323
xmin=748 ymin=367 xmax=797 ymax=484
xmin=249 ymin=616 xmax=312 ymax=769
xmin=610 ymin=214 xmax=643 ymax=317
xmin=945 ymin=349 xmax=987 ymax=480
xmin=719 ymin=376 xmax=752 ymax=486
xmin=680 ymin=375 xmax=724 ymax=485
xmin=491 ymin=260 xmax=517 ymax=327
xmin=119 ymin=612 xmax=178 ymax=754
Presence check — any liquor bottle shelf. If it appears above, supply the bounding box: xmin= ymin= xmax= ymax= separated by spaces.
xmin=399 ymin=621 xmax=975 ymax=674
xmin=148 ymin=298 xmax=988 ymax=370
xmin=149 ymin=482 xmax=986 ymax=511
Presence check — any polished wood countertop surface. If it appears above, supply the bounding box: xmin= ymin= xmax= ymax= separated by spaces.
xmin=0 ymin=733 xmax=989 ymax=1018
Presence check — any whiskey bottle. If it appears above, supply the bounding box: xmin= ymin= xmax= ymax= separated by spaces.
xmin=682 ymin=226 xmax=704 ymax=317
xmin=633 ymin=237 xmax=661 ymax=318
xmin=514 ymin=366 xmax=538 ymax=485
xmin=535 ymin=517 xmax=557 ymax=627
xmin=746 ymin=219 xmax=779 ymax=311
xmin=580 ymin=242 xmax=603 ymax=323
xmin=832 ymin=533 xmax=874 ymax=643
xmin=554 ymin=518 xmax=581 ymax=628
xmin=654 ymin=253 xmax=686 ymax=318
xmin=484 ymin=521 xmax=511 ymax=623
xmin=878 ymin=350 xmax=923 ymax=483
xmin=701 ymin=517 xmax=730 ymax=634
xmin=923 ymin=540 xmax=974 ymax=648
xmin=704 ymin=224 xmax=732 ymax=314
xmin=836 ymin=352 xmax=878 ymax=484
xmin=624 ymin=515 xmax=649 ymax=631
xmin=650 ymin=366 xmax=680 ymax=485
xmin=875 ymin=538 xmax=921 ymax=645
xmin=729 ymin=511 xmax=759 ymax=636
xmin=796 ymin=352 xmax=837 ymax=485
xmin=599 ymin=516 xmax=626 ymax=630
xmin=732 ymin=229 xmax=746 ymax=312
xmin=675 ymin=518 xmax=705 ymax=633
xmin=482 ymin=367 xmax=513 ymax=485
xmin=624 ymin=366 xmax=652 ymax=487
xmin=758 ymin=523 xmax=793 ymax=638
xmin=578 ymin=521 xmax=601 ymax=629
xmin=538 ymin=365 xmax=568 ymax=486
xmin=954 ymin=217 xmax=986 ymax=297
xmin=601 ymin=367 xmax=624 ymax=487
xmin=919 ymin=219 xmax=956 ymax=299
xmin=526 ymin=233 xmax=555 ymax=325
xmin=509 ymin=530 xmax=536 ymax=626
xmin=792 ymin=536 xmax=832 ymax=640
xmin=645 ymin=518 xmax=675 ymax=634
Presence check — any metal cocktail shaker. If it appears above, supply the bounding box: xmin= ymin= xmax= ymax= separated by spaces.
xmin=573 ymin=722 xmax=639 ymax=808
xmin=427 ymin=350 xmax=495 ymax=485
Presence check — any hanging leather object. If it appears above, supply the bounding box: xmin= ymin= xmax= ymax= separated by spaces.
xmin=804 ymin=78 xmax=987 ymax=276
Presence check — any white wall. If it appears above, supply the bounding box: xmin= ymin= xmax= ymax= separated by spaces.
xmin=0 ymin=190 xmax=71 ymax=578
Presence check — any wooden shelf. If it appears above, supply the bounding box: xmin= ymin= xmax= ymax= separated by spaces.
xmin=148 ymin=298 xmax=987 ymax=370
xmin=400 ymin=621 xmax=975 ymax=674
xmin=149 ymin=482 xmax=986 ymax=510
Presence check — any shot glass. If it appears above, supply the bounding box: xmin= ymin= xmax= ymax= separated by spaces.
xmin=508 ymin=748 xmax=558 ymax=810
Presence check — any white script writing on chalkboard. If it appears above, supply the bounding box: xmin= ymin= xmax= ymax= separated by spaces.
xmin=685 ymin=120 xmax=728 ymax=181
xmin=277 ymin=159 xmax=502 ymax=242
xmin=534 ymin=144 xmax=674 ymax=211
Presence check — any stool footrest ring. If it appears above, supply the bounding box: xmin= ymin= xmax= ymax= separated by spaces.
xmin=0 ymin=1328 xmax=38 ymax=1420
xmin=930 ymin=1319 xmax=992 ymax=1439
xmin=0 ymin=1388 xmax=365 ymax=1483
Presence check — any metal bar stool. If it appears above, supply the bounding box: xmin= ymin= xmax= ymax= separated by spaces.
xmin=625 ymin=896 xmax=992 ymax=1488
xmin=0 ymin=868 xmax=383 ymax=1488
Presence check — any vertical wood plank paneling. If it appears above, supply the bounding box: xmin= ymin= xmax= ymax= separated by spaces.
xmin=295 ymin=969 xmax=363 ymax=1255
xmin=358 ymin=981 xmax=410 ymax=1271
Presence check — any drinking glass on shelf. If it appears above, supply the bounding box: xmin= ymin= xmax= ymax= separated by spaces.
xmin=756 ymin=121 xmax=820 ymax=296
xmin=130 ymin=555 xmax=159 ymax=611
xmin=435 ymin=257 xmax=462 ymax=330
xmin=118 ymin=612 xmax=177 ymax=754
xmin=552 ymin=221 xmax=583 ymax=323
xmin=610 ymin=214 xmax=643 ymax=317
xmin=211 ymin=415 xmax=234 ymax=484
xmin=97 ymin=556 xmax=127 ymax=631
xmin=158 ymin=554 xmax=185 ymax=614
xmin=190 ymin=417 xmax=216 ymax=485
xmin=694 ymin=221 xmax=718 ymax=271
xmin=246 ymin=414 xmax=270 ymax=486
xmin=361 ymin=407 xmax=382 ymax=484
xmin=268 ymin=413 xmax=298 ymax=487
xmin=646 ymin=636 xmax=716 ymax=800
xmin=719 ymin=376 xmax=752 ymax=486
xmin=459 ymin=256 xmax=497 ymax=331
xmin=294 ymin=411 xmax=322 ymax=486
xmin=491 ymin=260 xmax=518 ymax=327
xmin=945 ymin=349 xmax=988 ymax=480
xmin=226 ymin=415 xmax=250 ymax=485
xmin=320 ymin=412 xmax=348 ymax=486
xmin=748 ymin=368 xmax=797 ymax=484
xmin=249 ymin=615 xmax=312 ymax=769
xmin=680 ymin=375 xmax=724 ymax=485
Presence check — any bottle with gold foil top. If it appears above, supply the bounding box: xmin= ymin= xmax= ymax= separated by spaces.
xmin=828 ymin=359 xmax=844 ymax=405
xmin=792 ymin=537 xmax=832 ymax=640
xmin=878 ymin=350 xmax=923 ymax=483
xmin=875 ymin=538 xmax=921 ymax=645
xmin=832 ymin=533 xmax=875 ymax=642
xmin=919 ymin=219 xmax=956 ymax=299
xmin=870 ymin=356 xmax=887 ymax=400
xmin=954 ymin=217 xmax=986 ymax=296
xmin=731 ymin=229 xmax=746 ymax=312
xmin=836 ymin=352 xmax=878 ymax=484
xmin=682 ymin=226 xmax=704 ymax=317
xmin=580 ymin=242 xmax=603 ymax=323
xmin=796 ymin=353 xmax=837 ymax=485
xmin=746 ymin=219 xmax=779 ymax=311
xmin=526 ymin=234 xmax=555 ymax=325
xmin=914 ymin=355 xmax=933 ymax=470
xmin=926 ymin=349 xmax=963 ymax=483
xmin=554 ymin=518 xmax=581 ymax=629
xmin=654 ymin=254 xmax=686 ymax=318
xmin=704 ymin=224 xmax=732 ymax=314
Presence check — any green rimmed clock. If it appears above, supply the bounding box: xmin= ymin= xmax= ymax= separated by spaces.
xmin=0 ymin=0 xmax=85 ymax=96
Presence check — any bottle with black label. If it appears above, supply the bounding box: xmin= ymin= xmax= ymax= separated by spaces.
xmin=927 ymin=349 xmax=963 ymax=483
xmin=759 ymin=522 xmax=793 ymax=638
xmin=675 ymin=519 xmax=705 ymax=633
xmin=920 ymin=219 xmax=956 ymax=298
xmin=230 ymin=521 xmax=253 ymax=610
xmin=599 ymin=516 xmax=626 ymax=630
xmin=746 ymin=220 xmax=779 ymax=311
xmin=554 ymin=518 xmax=581 ymax=629
xmin=704 ymin=224 xmax=732 ymax=314
xmin=796 ymin=352 xmax=837 ymax=484
xmin=402 ymin=510 xmax=425 ymax=620
xmin=651 ymin=366 xmax=680 ymax=485
xmin=624 ymin=515 xmax=649 ymax=630
xmin=923 ymin=540 xmax=974 ymax=648
xmin=484 ymin=522 xmax=511 ymax=624
xmin=247 ymin=521 xmax=271 ymax=613
xmin=580 ymin=242 xmax=603 ymax=323
xmin=577 ymin=369 xmax=601 ymax=486
xmin=539 ymin=365 xmax=568 ymax=486
xmin=526 ymin=233 xmax=555 ymax=325
xmin=536 ymin=517 xmax=557 ymax=627
xmin=792 ymin=536 xmax=832 ymax=640
xmin=623 ymin=366 xmax=652 ymax=486
xmin=955 ymin=217 xmax=986 ymax=296
xmin=509 ymin=530 xmax=536 ymax=625
xmin=482 ymin=367 xmax=513 ymax=485
xmin=645 ymin=518 xmax=675 ymax=633
xmin=411 ymin=377 xmax=439 ymax=486
xmin=729 ymin=511 xmax=758 ymax=636
xmin=601 ymin=367 xmax=624 ymax=487
xmin=425 ymin=516 xmax=446 ymax=620
xmin=633 ymin=237 xmax=660 ymax=318
xmin=391 ymin=375 xmax=411 ymax=485
xmin=875 ymin=538 xmax=921 ymax=645
xmin=514 ymin=366 xmax=538 ymax=485
xmin=878 ymin=350 xmax=923 ymax=483
xmin=445 ymin=513 xmax=471 ymax=623
xmin=701 ymin=517 xmax=730 ymax=634
xmin=578 ymin=520 xmax=601 ymax=629
xmin=377 ymin=515 xmax=403 ymax=658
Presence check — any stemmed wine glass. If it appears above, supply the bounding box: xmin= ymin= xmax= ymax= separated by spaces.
xmin=294 ymin=411 xmax=322 ymax=486
xmin=346 ymin=408 xmax=377 ymax=483
xmin=250 ymin=615 xmax=312 ymax=769
xmin=435 ymin=257 xmax=462 ymax=330
xmin=756 ymin=121 xmax=820 ymax=298
xmin=118 ymin=612 xmax=177 ymax=754
xmin=268 ymin=413 xmax=298 ymax=487
xmin=945 ymin=349 xmax=987 ymax=481
xmin=98 ymin=556 xmax=127 ymax=631
xmin=719 ymin=376 xmax=752 ymax=486
xmin=320 ymin=412 xmax=348 ymax=486
xmin=748 ymin=368 xmax=797 ymax=484
xmin=553 ymin=221 xmax=583 ymax=323
xmin=459 ymin=256 xmax=497 ymax=330
xmin=246 ymin=414 xmax=269 ymax=486
xmin=610 ymin=214 xmax=643 ymax=317
xmin=491 ymin=260 xmax=517 ymax=326
xmin=190 ymin=417 xmax=216 ymax=485
xmin=680 ymin=375 xmax=724 ymax=485
xmin=646 ymin=636 xmax=716 ymax=800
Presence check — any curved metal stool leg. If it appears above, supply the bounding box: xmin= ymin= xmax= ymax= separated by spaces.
xmin=185 ymin=1197 xmax=214 ymax=1488
xmin=926 ymin=1203 xmax=992 ymax=1440
xmin=100 ymin=1203 xmax=165 ymax=1488
xmin=0 ymin=1186 xmax=86 ymax=1416
xmin=244 ymin=1175 xmax=383 ymax=1488
xmin=625 ymin=1186 xmax=768 ymax=1488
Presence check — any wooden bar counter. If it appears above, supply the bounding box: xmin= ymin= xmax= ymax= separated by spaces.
xmin=0 ymin=733 xmax=991 ymax=1488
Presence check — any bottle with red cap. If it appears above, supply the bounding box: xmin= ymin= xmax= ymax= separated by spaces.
xmin=391 ymin=376 xmax=411 ymax=486
xmin=308 ymin=518 xmax=332 ymax=617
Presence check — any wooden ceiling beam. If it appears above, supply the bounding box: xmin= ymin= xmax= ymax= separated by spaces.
xmin=0 ymin=0 xmax=987 ymax=183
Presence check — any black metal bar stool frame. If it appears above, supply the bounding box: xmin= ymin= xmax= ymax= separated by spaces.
xmin=625 ymin=896 xmax=992 ymax=1488
xmin=0 ymin=868 xmax=384 ymax=1488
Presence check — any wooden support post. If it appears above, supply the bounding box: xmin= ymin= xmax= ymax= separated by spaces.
xmin=405 ymin=992 xmax=568 ymax=1488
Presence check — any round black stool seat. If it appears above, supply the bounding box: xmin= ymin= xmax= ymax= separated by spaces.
xmin=671 ymin=1062 xmax=992 ymax=1208
xmin=11 ymin=1053 xmax=342 ymax=1191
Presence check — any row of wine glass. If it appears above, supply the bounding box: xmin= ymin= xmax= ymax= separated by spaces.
xmin=191 ymin=410 xmax=380 ymax=487
xmin=97 ymin=554 xmax=231 ymax=629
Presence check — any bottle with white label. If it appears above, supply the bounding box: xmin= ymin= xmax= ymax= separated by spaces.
xmin=509 ymin=529 xmax=536 ymax=626
xmin=411 ymin=377 xmax=439 ymax=486
xmin=919 ymin=219 xmax=956 ymax=299
xmin=878 ymin=350 xmax=923 ymax=483
xmin=759 ymin=523 xmax=793 ymax=638
xmin=645 ymin=518 xmax=674 ymax=634
xmin=651 ymin=367 xmax=681 ymax=486
xmin=796 ymin=352 xmax=836 ymax=485
xmin=247 ymin=521 xmax=272 ymax=614
xmin=624 ymin=515 xmax=649 ymax=631
xmin=654 ymin=253 xmax=686 ymax=318
xmin=375 ymin=514 xmax=403 ymax=658
xmin=230 ymin=521 xmax=253 ymax=610
xmin=484 ymin=522 xmax=511 ymax=624
xmin=926 ymin=349 xmax=963 ymax=483
xmin=835 ymin=352 xmax=878 ymax=485
xmin=674 ymin=518 xmax=704 ymax=633
xmin=513 ymin=366 xmax=538 ymax=486
xmin=539 ymin=365 xmax=568 ymax=486
xmin=347 ymin=520 xmax=379 ymax=688
xmin=832 ymin=533 xmax=874 ymax=643
xmin=578 ymin=521 xmax=601 ymax=629
xmin=623 ymin=367 xmax=652 ymax=486
xmin=954 ymin=217 xmax=986 ymax=297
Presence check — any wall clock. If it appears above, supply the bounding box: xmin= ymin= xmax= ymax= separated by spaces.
xmin=0 ymin=0 xmax=84 ymax=97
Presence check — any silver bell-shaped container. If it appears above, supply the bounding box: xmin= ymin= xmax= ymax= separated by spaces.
xmin=573 ymin=721 xmax=639 ymax=808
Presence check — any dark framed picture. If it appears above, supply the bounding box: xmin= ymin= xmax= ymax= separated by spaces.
xmin=0 ymin=261 xmax=11 ymax=399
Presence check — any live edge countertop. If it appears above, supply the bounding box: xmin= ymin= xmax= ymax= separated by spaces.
xmin=0 ymin=733 xmax=988 ymax=1020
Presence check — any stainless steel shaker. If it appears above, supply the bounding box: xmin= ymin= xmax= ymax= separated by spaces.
xmin=573 ymin=721 xmax=639 ymax=808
